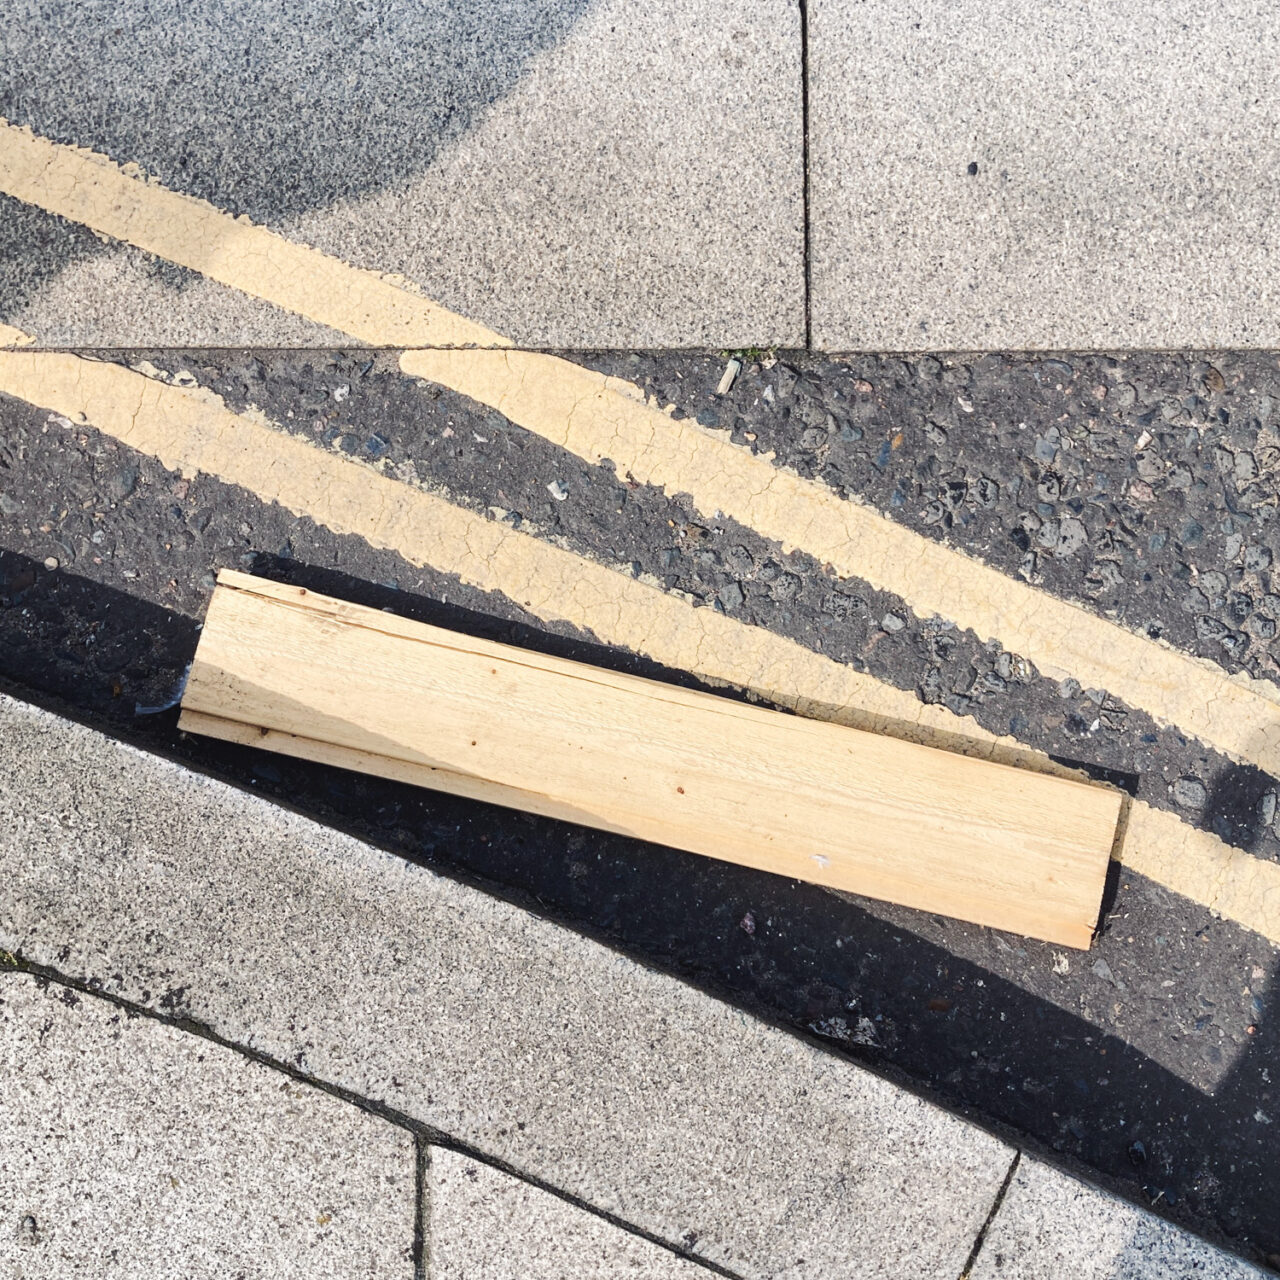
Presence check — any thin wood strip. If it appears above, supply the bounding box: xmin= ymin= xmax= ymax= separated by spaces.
xmin=178 ymin=709 xmax=645 ymax=835
xmin=179 ymin=570 xmax=1122 ymax=947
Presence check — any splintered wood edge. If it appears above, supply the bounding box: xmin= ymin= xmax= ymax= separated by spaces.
xmin=185 ymin=573 xmax=1119 ymax=948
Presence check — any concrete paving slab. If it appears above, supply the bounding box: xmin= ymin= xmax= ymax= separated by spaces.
xmin=0 ymin=969 xmax=416 ymax=1279
xmin=970 ymin=1157 xmax=1266 ymax=1280
xmin=0 ymin=196 xmax=349 ymax=347
xmin=426 ymin=1147 xmax=710 ymax=1278
xmin=0 ymin=0 xmax=804 ymax=349
xmin=809 ymin=0 xmax=1280 ymax=351
xmin=0 ymin=692 xmax=1013 ymax=1280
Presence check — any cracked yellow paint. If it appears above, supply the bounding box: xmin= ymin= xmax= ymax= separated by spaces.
xmin=0 ymin=118 xmax=505 ymax=349
xmin=400 ymin=348 xmax=1280 ymax=781
xmin=3 ymin=116 xmax=1276 ymax=779
xmin=0 ymin=341 xmax=1275 ymax=949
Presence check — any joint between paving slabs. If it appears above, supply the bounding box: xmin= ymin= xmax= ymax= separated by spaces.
xmin=797 ymin=0 xmax=814 ymax=351
xmin=956 ymin=1149 xmax=1022 ymax=1280
xmin=0 ymin=951 xmax=748 ymax=1280
xmin=415 ymin=1137 xmax=430 ymax=1280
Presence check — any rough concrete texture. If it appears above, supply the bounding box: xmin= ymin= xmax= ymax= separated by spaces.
xmin=0 ymin=0 xmax=804 ymax=348
xmin=809 ymin=0 xmax=1280 ymax=350
xmin=0 ymin=693 xmax=1013 ymax=1280
xmin=970 ymin=1157 xmax=1267 ymax=1279
xmin=0 ymin=969 xmax=416 ymax=1278
xmin=426 ymin=1147 xmax=710 ymax=1279
xmin=3 ymin=347 xmax=1280 ymax=1259
xmin=0 ymin=200 xmax=349 ymax=347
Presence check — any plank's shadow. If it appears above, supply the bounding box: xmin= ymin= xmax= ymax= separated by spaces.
xmin=0 ymin=546 xmax=1274 ymax=1269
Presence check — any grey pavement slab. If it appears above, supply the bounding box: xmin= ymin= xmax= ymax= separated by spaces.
xmin=0 ymin=0 xmax=804 ymax=349
xmin=809 ymin=0 xmax=1280 ymax=351
xmin=0 ymin=691 xmax=1013 ymax=1280
xmin=426 ymin=1146 xmax=710 ymax=1279
xmin=0 ymin=969 xmax=416 ymax=1279
xmin=4 ymin=347 xmax=1280 ymax=1256
xmin=970 ymin=1157 xmax=1267 ymax=1279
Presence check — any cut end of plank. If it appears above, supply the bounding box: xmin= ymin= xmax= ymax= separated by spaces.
xmin=182 ymin=572 xmax=1121 ymax=948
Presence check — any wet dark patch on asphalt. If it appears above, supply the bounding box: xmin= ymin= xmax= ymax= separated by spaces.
xmin=1 ymin=355 xmax=1278 ymax=1265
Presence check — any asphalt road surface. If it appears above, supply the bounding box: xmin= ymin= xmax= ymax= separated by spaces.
xmin=2 ymin=346 xmax=1278 ymax=1267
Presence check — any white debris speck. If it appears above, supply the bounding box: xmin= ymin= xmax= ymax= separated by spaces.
xmin=332 ymin=384 xmax=350 ymax=402
xmin=473 ymin=433 xmax=489 ymax=443
xmin=547 ymin=480 xmax=569 ymax=501
xmin=1052 ymin=952 xmax=1070 ymax=975
xmin=716 ymin=358 xmax=741 ymax=397
xmin=1135 ymin=429 xmax=1153 ymax=451
xmin=43 ymin=556 xmax=58 ymax=571
xmin=957 ymin=395 xmax=975 ymax=413
xmin=809 ymin=1016 xmax=851 ymax=1042
xmin=1256 ymin=1110 xmax=1272 ymax=1125
xmin=851 ymin=1016 xmax=879 ymax=1046
xmin=808 ymin=1015 xmax=879 ymax=1047
xmin=811 ymin=853 xmax=830 ymax=869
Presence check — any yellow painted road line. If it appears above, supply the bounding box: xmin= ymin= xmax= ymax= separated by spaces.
xmin=0 ymin=324 xmax=33 ymax=347
xmin=3 ymin=117 xmax=1277 ymax=778
xmin=401 ymin=349 xmax=1280 ymax=780
xmin=0 ymin=344 xmax=1021 ymax=759
xmin=0 ymin=342 xmax=1276 ymax=949
xmin=0 ymin=118 xmax=505 ymax=349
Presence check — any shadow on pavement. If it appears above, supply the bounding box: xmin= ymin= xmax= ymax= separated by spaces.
xmin=0 ymin=0 xmax=593 ymax=312
xmin=0 ymin=546 xmax=1275 ymax=1270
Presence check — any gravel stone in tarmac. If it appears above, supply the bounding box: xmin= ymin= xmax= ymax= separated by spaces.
xmin=1 ymin=347 xmax=1277 ymax=1268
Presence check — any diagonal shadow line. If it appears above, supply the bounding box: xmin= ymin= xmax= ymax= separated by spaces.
xmin=0 ymin=0 xmax=595 ymax=314
xmin=0 ymin=546 xmax=1275 ymax=1268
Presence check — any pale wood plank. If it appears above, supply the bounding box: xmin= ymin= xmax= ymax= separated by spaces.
xmin=179 ymin=570 xmax=1121 ymax=947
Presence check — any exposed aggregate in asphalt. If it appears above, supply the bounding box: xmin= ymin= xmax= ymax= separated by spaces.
xmin=1 ymin=348 xmax=1278 ymax=1267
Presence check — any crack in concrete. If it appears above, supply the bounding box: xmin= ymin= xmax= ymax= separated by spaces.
xmin=1 ymin=955 xmax=746 ymax=1280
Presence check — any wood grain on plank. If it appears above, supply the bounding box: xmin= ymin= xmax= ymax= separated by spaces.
xmin=180 ymin=571 xmax=1122 ymax=947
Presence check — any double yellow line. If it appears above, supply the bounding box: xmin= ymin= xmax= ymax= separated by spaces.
xmin=1 ymin=118 xmax=1278 ymax=947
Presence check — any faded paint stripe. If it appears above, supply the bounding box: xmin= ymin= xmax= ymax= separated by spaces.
xmin=0 ymin=324 xmax=33 ymax=347
xmin=401 ymin=349 xmax=1280 ymax=780
xmin=0 ymin=342 xmax=1275 ymax=949
xmin=0 ymin=345 xmax=1018 ymax=759
xmin=0 ymin=118 xmax=504 ymax=349
xmin=2 ymin=118 xmax=1276 ymax=779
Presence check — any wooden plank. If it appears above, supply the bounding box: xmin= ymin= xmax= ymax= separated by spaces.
xmin=179 ymin=570 xmax=1122 ymax=947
